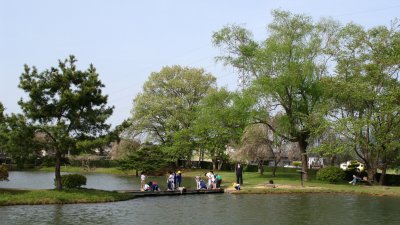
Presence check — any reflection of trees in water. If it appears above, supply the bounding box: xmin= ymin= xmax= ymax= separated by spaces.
xmin=51 ymin=204 xmax=63 ymax=225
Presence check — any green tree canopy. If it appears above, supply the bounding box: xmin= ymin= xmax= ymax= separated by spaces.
xmin=325 ymin=21 xmax=400 ymax=183
xmin=119 ymin=144 xmax=168 ymax=174
xmin=131 ymin=65 xmax=217 ymax=164
xmin=0 ymin=113 xmax=38 ymax=168
xmin=18 ymin=55 xmax=113 ymax=190
xmin=192 ymin=88 xmax=252 ymax=170
xmin=213 ymin=10 xmax=339 ymax=180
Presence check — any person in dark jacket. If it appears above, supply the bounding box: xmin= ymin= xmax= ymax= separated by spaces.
xmin=176 ymin=171 xmax=182 ymax=188
xmin=235 ymin=163 xmax=243 ymax=185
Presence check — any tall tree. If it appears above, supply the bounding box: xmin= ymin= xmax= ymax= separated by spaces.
xmin=131 ymin=65 xmax=216 ymax=164
xmin=213 ymin=10 xmax=339 ymax=180
xmin=18 ymin=55 xmax=113 ymax=190
xmin=326 ymin=21 xmax=400 ymax=183
xmin=192 ymin=88 xmax=251 ymax=170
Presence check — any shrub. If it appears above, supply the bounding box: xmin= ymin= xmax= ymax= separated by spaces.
xmin=60 ymin=174 xmax=87 ymax=189
xmin=0 ymin=165 xmax=9 ymax=181
xmin=292 ymin=161 xmax=302 ymax=167
xmin=316 ymin=166 xmax=345 ymax=184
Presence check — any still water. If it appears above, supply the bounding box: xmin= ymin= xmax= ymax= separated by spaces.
xmin=0 ymin=171 xmax=195 ymax=190
xmin=1 ymin=172 xmax=400 ymax=225
xmin=1 ymin=194 xmax=400 ymax=225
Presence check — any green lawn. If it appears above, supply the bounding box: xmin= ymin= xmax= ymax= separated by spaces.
xmin=181 ymin=168 xmax=400 ymax=197
xmin=0 ymin=188 xmax=134 ymax=206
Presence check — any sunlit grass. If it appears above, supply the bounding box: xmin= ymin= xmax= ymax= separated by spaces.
xmin=0 ymin=188 xmax=134 ymax=206
xmin=180 ymin=168 xmax=400 ymax=197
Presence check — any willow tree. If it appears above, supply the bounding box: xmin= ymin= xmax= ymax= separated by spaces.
xmin=213 ymin=10 xmax=339 ymax=180
xmin=18 ymin=55 xmax=113 ymax=190
xmin=326 ymin=21 xmax=400 ymax=184
xmin=131 ymin=65 xmax=216 ymax=165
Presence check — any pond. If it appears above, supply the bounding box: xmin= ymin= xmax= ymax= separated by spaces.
xmin=0 ymin=171 xmax=196 ymax=190
xmin=1 ymin=194 xmax=400 ymax=225
xmin=1 ymin=172 xmax=400 ymax=225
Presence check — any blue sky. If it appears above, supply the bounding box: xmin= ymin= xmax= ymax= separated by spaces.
xmin=1 ymin=0 xmax=399 ymax=127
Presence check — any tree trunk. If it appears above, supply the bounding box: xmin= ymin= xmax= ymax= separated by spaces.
xmin=135 ymin=169 xmax=139 ymax=177
xmin=218 ymin=161 xmax=223 ymax=171
xmin=272 ymin=165 xmax=277 ymax=177
xmin=379 ymin=163 xmax=387 ymax=185
xmin=258 ymin=160 xmax=264 ymax=175
xmin=329 ymin=156 xmax=336 ymax=166
xmin=212 ymin=158 xmax=218 ymax=171
xmin=55 ymin=151 xmax=62 ymax=190
xmin=298 ymin=138 xmax=309 ymax=181
xmin=367 ymin=166 xmax=377 ymax=185
xmin=186 ymin=155 xmax=192 ymax=168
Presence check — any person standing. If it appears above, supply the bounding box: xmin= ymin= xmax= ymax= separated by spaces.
xmin=195 ymin=175 xmax=201 ymax=190
xmin=235 ymin=163 xmax=243 ymax=185
xmin=140 ymin=172 xmax=146 ymax=191
xmin=215 ymin=174 xmax=222 ymax=188
xmin=167 ymin=171 xmax=175 ymax=191
xmin=176 ymin=171 xmax=182 ymax=188
xmin=173 ymin=171 xmax=177 ymax=190
xmin=205 ymin=171 xmax=214 ymax=189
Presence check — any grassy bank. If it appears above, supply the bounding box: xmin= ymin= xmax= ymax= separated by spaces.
xmin=0 ymin=188 xmax=134 ymax=206
xmin=180 ymin=168 xmax=400 ymax=197
xmin=32 ymin=166 xmax=400 ymax=197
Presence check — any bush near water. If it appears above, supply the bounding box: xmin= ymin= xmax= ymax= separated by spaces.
xmin=0 ymin=165 xmax=8 ymax=181
xmin=60 ymin=174 xmax=87 ymax=189
xmin=317 ymin=166 xmax=346 ymax=184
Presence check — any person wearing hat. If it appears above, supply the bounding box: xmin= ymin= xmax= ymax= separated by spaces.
xmin=176 ymin=171 xmax=182 ymax=188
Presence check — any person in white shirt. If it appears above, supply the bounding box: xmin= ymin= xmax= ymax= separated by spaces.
xmin=195 ymin=175 xmax=201 ymax=190
xmin=167 ymin=172 xmax=175 ymax=190
xmin=140 ymin=172 xmax=146 ymax=191
xmin=143 ymin=183 xmax=151 ymax=191
xmin=205 ymin=171 xmax=214 ymax=189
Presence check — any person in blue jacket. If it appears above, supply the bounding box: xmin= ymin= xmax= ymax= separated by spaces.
xmin=176 ymin=171 xmax=182 ymax=188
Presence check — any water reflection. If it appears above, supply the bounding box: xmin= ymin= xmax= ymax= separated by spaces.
xmin=0 ymin=171 xmax=195 ymax=190
xmin=1 ymin=194 xmax=400 ymax=225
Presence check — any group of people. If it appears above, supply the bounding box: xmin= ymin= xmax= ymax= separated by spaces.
xmin=195 ymin=170 xmax=222 ymax=190
xmin=139 ymin=163 xmax=245 ymax=191
xmin=141 ymin=172 xmax=161 ymax=191
xmin=167 ymin=171 xmax=182 ymax=191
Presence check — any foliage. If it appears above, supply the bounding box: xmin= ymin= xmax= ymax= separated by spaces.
xmin=292 ymin=161 xmax=302 ymax=167
xmin=130 ymin=65 xmax=217 ymax=163
xmin=316 ymin=166 xmax=346 ymax=184
xmin=325 ymin=20 xmax=400 ymax=182
xmin=18 ymin=55 xmax=113 ymax=190
xmin=213 ymin=10 xmax=340 ymax=180
xmin=0 ymin=165 xmax=9 ymax=181
xmin=118 ymin=144 xmax=169 ymax=174
xmin=0 ymin=102 xmax=4 ymax=123
xmin=0 ymin=113 xmax=39 ymax=168
xmin=59 ymin=174 xmax=87 ymax=189
xmin=192 ymin=88 xmax=252 ymax=170
xmin=110 ymin=139 xmax=141 ymax=160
